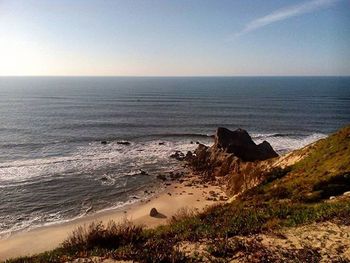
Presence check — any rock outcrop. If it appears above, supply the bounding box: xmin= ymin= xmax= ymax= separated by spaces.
xmin=215 ymin=127 xmax=278 ymax=161
xmin=187 ymin=127 xmax=279 ymax=195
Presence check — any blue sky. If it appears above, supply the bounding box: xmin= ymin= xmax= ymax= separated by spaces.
xmin=0 ymin=0 xmax=349 ymax=76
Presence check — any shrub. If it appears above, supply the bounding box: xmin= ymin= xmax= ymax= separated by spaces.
xmin=62 ymin=220 xmax=144 ymax=253
xmin=168 ymin=207 xmax=198 ymax=225
xmin=313 ymin=172 xmax=350 ymax=199
xmin=263 ymin=166 xmax=292 ymax=184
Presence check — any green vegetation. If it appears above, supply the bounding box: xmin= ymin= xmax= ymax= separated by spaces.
xmin=205 ymin=237 xmax=324 ymax=263
xmin=6 ymin=126 xmax=350 ymax=263
xmin=242 ymin=125 xmax=350 ymax=203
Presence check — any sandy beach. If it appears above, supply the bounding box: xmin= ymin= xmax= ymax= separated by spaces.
xmin=0 ymin=173 xmax=226 ymax=261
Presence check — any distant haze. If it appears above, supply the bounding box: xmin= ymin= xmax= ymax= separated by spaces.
xmin=0 ymin=0 xmax=349 ymax=76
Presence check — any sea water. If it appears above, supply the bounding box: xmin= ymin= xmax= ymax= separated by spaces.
xmin=0 ymin=76 xmax=349 ymax=236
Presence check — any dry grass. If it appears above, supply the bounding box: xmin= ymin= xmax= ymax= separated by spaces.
xmin=168 ymin=207 xmax=199 ymax=225
xmin=62 ymin=219 xmax=144 ymax=252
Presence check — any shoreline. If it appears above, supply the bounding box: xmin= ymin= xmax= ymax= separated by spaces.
xmin=0 ymin=172 xmax=227 ymax=261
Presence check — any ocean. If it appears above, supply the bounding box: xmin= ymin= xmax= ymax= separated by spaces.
xmin=0 ymin=76 xmax=349 ymax=237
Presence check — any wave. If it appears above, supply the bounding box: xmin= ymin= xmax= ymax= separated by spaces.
xmin=253 ymin=132 xmax=327 ymax=154
xmin=0 ymin=138 xmax=202 ymax=184
xmin=0 ymin=131 xmax=326 ymax=236
xmin=0 ymin=132 xmax=213 ymax=151
xmin=0 ymin=206 xmax=90 ymax=239
xmin=252 ymin=132 xmax=308 ymax=139
xmin=54 ymin=122 xmax=228 ymax=130
xmin=133 ymin=133 xmax=214 ymax=139
xmin=0 ymin=178 xmax=162 ymax=238
xmin=0 ymin=132 xmax=325 ymax=183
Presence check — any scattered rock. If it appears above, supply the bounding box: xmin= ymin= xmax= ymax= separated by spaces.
xmin=100 ymin=176 xmax=108 ymax=181
xmin=158 ymin=142 xmax=165 ymax=145
xmin=184 ymin=151 xmax=193 ymax=161
xmin=343 ymin=191 xmax=350 ymax=196
xmin=329 ymin=196 xmax=336 ymax=200
xmin=150 ymin=208 xmax=158 ymax=217
xmin=219 ymin=196 xmax=225 ymax=201
xmin=156 ymin=174 xmax=167 ymax=181
xmin=101 ymin=140 xmax=108 ymax=145
xmin=169 ymin=172 xmax=182 ymax=180
xmin=194 ymin=143 xmax=209 ymax=159
xmin=117 ymin=141 xmax=131 ymax=146
xmin=170 ymin=151 xmax=185 ymax=161
xmin=139 ymin=169 xmax=148 ymax=175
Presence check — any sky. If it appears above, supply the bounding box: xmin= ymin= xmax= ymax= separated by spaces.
xmin=0 ymin=0 xmax=349 ymax=76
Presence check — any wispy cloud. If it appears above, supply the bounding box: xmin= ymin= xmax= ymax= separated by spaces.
xmin=235 ymin=0 xmax=341 ymax=37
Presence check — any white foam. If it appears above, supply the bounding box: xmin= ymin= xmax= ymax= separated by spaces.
xmin=0 ymin=132 xmax=326 ymax=185
xmin=0 ymin=133 xmax=326 ymax=236
xmin=0 ymin=187 xmax=159 ymax=238
xmin=0 ymin=132 xmax=326 ymax=184
xmin=253 ymin=133 xmax=327 ymax=154
xmin=0 ymin=139 xmax=201 ymax=184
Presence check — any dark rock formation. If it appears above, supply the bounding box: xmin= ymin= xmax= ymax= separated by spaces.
xmin=117 ymin=141 xmax=131 ymax=145
xmin=187 ymin=127 xmax=279 ymax=195
xmin=194 ymin=144 xmax=209 ymax=159
xmin=157 ymin=174 xmax=167 ymax=181
xmin=150 ymin=208 xmax=158 ymax=217
xmin=101 ymin=141 xmax=108 ymax=145
xmin=184 ymin=151 xmax=193 ymax=161
xmin=170 ymin=151 xmax=185 ymax=161
xmin=139 ymin=169 xmax=148 ymax=175
xmin=215 ymin=127 xmax=278 ymax=161
xmin=100 ymin=176 xmax=108 ymax=181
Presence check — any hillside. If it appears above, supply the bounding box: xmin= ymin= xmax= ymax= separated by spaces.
xmin=7 ymin=125 xmax=350 ymax=263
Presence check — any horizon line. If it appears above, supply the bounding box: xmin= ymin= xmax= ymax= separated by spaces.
xmin=0 ymin=75 xmax=349 ymax=78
